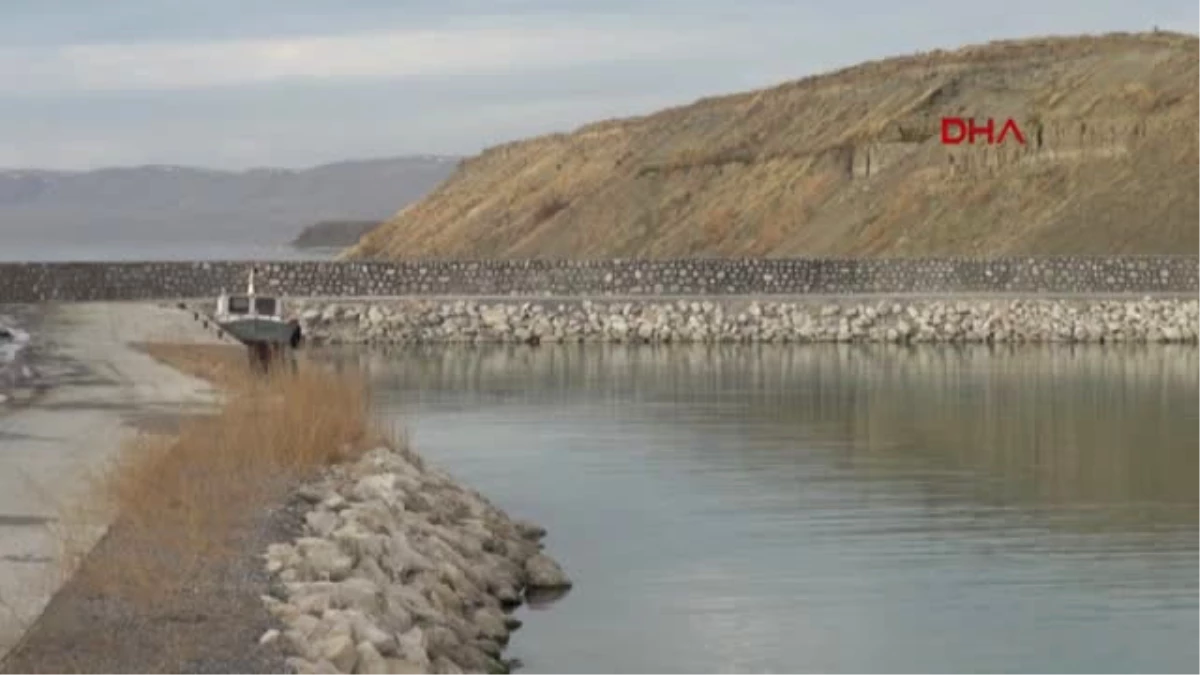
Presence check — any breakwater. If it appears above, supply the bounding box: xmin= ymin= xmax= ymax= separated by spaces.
xmin=264 ymin=445 xmax=570 ymax=674
xmin=0 ymin=256 xmax=1197 ymax=302
xmin=290 ymin=297 xmax=1200 ymax=345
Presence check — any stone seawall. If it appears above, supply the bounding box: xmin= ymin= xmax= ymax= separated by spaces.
xmin=288 ymin=297 xmax=1200 ymax=345
xmin=264 ymin=445 xmax=571 ymax=674
xmin=1 ymin=257 xmax=1197 ymax=303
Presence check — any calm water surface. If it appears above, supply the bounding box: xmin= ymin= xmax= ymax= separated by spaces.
xmin=320 ymin=344 xmax=1199 ymax=674
xmin=0 ymin=241 xmax=337 ymax=261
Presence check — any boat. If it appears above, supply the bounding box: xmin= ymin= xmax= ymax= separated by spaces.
xmin=214 ymin=268 xmax=302 ymax=371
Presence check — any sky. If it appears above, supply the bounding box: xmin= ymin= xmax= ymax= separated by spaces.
xmin=1 ymin=0 xmax=1196 ymax=170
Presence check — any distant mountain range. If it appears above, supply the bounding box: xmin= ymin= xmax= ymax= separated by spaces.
xmin=0 ymin=156 xmax=458 ymax=253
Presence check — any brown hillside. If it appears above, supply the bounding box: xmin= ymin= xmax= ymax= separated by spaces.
xmin=345 ymin=32 xmax=1199 ymax=260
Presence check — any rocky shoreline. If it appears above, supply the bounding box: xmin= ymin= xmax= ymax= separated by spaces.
xmin=262 ymin=445 xmax=571 ymax=675
xmin=290 ymin=297 xmax=1200 ymax=345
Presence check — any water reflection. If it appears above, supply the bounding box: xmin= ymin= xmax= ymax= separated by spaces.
xmin=328 ymin=344 xmax=1197 ymax=527
xmin=318 ymin=344 xmax=1198 ymax=673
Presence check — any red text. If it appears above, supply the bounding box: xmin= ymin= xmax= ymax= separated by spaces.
xmin=940 ymin=117 xmax=1026 ymax=145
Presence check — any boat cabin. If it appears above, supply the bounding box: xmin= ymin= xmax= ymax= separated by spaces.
xmin=215 ymin=268 xmax=286 ymax=321
xmin=217 ymin=292 xmax=284 ymax=320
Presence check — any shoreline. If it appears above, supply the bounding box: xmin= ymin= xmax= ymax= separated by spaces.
xmin=0 ymin=305 xmax=41 ymax=408
xmin=263 ymin=444 xmax=571 ymax=674
xmin=285 ymin=296 xmax=1200 ymax=346
xmin=1 ymin=303 xmax=570 ymax=674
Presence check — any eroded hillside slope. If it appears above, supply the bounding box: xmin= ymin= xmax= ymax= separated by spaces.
xmin=345 ymin=32 xmax=1199 ymax=260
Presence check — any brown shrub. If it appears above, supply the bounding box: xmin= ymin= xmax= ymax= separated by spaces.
xmin=63 ymin=345 xmax=385 ymax=605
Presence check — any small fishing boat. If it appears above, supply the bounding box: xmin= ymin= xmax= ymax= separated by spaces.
xmin=214 ymin=268 xmax=302 ymax=371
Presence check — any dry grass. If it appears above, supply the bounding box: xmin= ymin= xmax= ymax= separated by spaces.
xmin=62 ymin=345 xmax=383 ymax=606
xmin=0 ymin=344 xmax=388 ymax=673
xmin=134 ymin=342 xmax=252 ymax=391
xmin=343 ymin=31 xmax=1198 ymax=260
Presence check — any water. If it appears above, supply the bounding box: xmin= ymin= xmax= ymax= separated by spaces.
xmin=0 ymin=240 xmax=338 ymax=262
xmin=320 ymin=344 xmax=1199 ymax=674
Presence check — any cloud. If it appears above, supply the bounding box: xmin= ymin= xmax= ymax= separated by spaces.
xmin=0 ymin=78 xmax=699 ymax=170
xmin=0 ymin=0 xmax=1194 ymax=169
xmin=0 ymin=24 xmax=714 ymax=94
xmin=0 ymin=0 xmax=702 ymax=47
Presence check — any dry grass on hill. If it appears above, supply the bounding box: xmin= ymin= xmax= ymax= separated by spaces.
xmin=344 ymin=31 xmax=1199 ymax=260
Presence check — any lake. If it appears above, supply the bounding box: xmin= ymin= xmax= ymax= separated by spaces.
xmin=0 ymin=241 xmax=337 ymax=262
xmin=319 ymin=343 xmax=1199 ymax=674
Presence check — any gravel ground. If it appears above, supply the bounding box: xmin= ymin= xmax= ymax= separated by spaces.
xmin=0 ymin=487 xmax=308 ymax=674
xmin=0 ymin=302 xmax=286 ymax=672
xmin=0 ymin=303 xmax=223 ymax=660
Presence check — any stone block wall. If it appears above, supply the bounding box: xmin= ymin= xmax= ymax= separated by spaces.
xmin=289 ymin=296 xmax=1200 ymax=345
xmin=0 ymin=257 xmax=1196 ymax=303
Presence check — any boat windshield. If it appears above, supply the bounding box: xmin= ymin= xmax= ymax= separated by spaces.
xmin=227 ymin=296 xmax=250 ymax=314
xmin=255 ymin=297 xmax=278 ymax=316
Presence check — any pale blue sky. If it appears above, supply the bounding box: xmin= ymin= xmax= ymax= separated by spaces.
xmin=2 ymin=0 xmax=1195 ymax=170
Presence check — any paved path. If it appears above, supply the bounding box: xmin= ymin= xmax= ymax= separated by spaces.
xmin=0 ymin=303 xmax=223 ymax=659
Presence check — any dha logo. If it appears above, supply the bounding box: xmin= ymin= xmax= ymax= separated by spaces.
xmin=940 ymin=117 xmax=1027 ymax=145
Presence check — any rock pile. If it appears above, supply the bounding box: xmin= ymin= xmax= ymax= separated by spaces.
xmin=291 ymin=297 xmax=1200 ymax=345
xmin=261 ymin=446 xmax=571 ymax=674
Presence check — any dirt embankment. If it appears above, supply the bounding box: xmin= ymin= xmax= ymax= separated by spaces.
xmin=344 ymin=31 xmax=1198 ymax=261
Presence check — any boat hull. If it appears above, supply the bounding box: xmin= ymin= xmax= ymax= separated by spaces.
xmin=218 ymin=318 xmax=301 ymax=346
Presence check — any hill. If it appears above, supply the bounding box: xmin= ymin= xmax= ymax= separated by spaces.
xmin=291 ymin=220 xmax=382 ymax=248
xmin=0 ymin=156 xmax=457 ymax=254
xmin=343 ymin=32 xmax=1198 ymax=260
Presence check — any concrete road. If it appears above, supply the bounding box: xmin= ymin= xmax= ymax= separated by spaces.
xmin=0 ymin=302 xmax=224 ymax=659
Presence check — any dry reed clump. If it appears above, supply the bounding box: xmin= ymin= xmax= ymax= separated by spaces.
xmin=68 ymin=346 xmax=385 ymax=606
